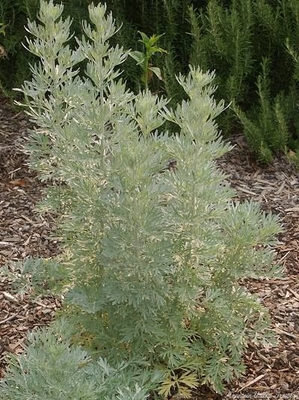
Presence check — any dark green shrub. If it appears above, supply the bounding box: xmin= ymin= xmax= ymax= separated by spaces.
xmin=0 ymin=0 xmax=38 ymax=95
xmin=189 ymin=0 xmax=299 ymax=162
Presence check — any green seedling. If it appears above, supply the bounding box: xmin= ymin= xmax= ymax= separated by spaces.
xmin=130 ymin=31 xmax=167 ymax=89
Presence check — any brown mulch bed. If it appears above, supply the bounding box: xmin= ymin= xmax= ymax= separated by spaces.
xmin=0 ymin=97 xmax=298 ymax=398
xmin=0 ymin=98 xmax=61 ymax=379
xmin=217 ymin=139 xmax=299 ymax=399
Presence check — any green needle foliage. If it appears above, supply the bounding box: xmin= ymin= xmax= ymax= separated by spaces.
xmin=1 ymin=1 xmax=282 ymax=397
xmin=189 ymin=0 xmax=299 ymax=162
xmin=0 ymin=22 xmax=6 ymax=36
xmin=233 ymin=57 xmax=290 ymax=163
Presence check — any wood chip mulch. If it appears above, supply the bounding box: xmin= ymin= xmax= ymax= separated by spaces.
xmin=217 ymin=138 xmax=299 ymax=399
xmin=0 ymin=98 xmax=61 ymax=380
xmin=0 ymin=97 xmax=298 ymax=399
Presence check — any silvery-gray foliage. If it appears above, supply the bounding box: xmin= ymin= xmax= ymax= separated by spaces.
xmin=2 ymin=1 xmax=282 ymax=397
xmin=0 ymin=319 xmax=156 ymax=400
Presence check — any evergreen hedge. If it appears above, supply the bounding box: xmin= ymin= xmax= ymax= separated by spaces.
xmin=189 ymin=0 xmax=299 ymax=161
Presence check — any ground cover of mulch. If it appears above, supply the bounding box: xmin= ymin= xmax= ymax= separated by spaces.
xmin=0 ymin=96 xmax=298 ymax=399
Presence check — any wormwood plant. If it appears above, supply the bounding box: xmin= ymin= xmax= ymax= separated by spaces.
xmin=1 ymin=1 xmax=282 ymax=398
xmin=1 ymin=319 xmax=155 ymax=400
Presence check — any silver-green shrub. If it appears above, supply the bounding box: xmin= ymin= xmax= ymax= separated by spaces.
xmin=1 ymin=1 xmax=282 ymax=397
xmin=0 ymin=319 xmax=156 ymax=400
